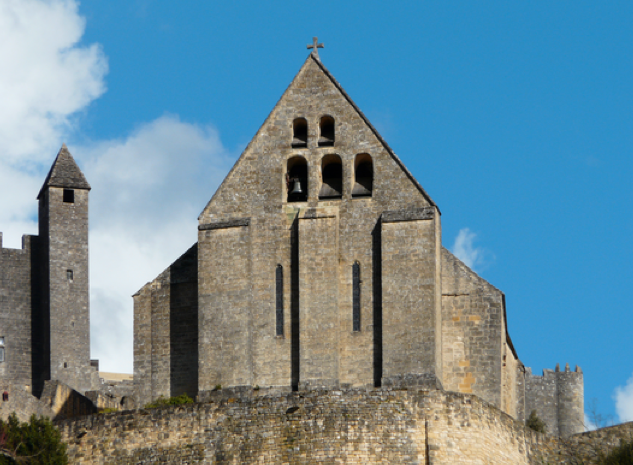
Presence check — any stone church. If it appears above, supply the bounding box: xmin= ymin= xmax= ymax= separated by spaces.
xmin=129 ymin=45 xmax=580 ymax=437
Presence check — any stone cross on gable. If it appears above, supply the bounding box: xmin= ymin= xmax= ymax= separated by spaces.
xmin=307 ymin=37 xmax=324 ymax=58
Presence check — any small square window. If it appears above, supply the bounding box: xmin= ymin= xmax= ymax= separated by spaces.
xmin=63 ymin=189 xmax=74 ymax=203
xmin=67 ymin=269 xmax=74 ymax=281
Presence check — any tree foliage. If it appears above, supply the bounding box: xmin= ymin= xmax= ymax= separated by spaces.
xmin=526 ymin=409 xmax=547 ymax=434
xmin=0 ymin=413 xmax=68 ymax=464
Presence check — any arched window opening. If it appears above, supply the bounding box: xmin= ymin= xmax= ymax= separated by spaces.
xmin=292 ymin=118 xmax=308 ymax=148
xmin=287 ymin=156 xmax=308 ymax=202
xmin=276 ymin=265 xmax=284 ymax=336
xmin=318 ymin=116 xmax=335 ymax=147
xmin=352 ymin=262 xmax=361 ymax=332
xmin=353 ymin=153 xmax=373 ymax=197
xmin=319 ymin=155 xmax=342 ymax=199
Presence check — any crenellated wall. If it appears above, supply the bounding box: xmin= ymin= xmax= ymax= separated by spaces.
xmin=525 ymin=364 xmax=584 ymax=437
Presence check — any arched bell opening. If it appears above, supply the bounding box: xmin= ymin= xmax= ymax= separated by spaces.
xmin=292 ymin=118 xmax=308 ymax=148
xmin=318 ymin=116 xmax=335 ymax=147
xmin=319 ymin=154 xmax=343 ymax=199
xmin=287 ymin=156 xmax=308 ymax=202
xmin=352 ymin=153 xmax=373 ymax=197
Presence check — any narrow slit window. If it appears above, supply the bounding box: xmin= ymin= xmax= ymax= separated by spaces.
xmin=318 ymin=116 xmax=335 ymax=147
xmin=353 ymin=262 xmax=361 ymax=332
xmin=67 ymin=269 xmax=74 ymax=281
xmin=292 ymin=118 xmax=308 ymax=148
xmin=63 ymin=189 xmax=75 ymax=203
xmin=276 ymin=265 xmax=284 ymax=336
xmin=0 ymin=337 xmax=5 ymax=363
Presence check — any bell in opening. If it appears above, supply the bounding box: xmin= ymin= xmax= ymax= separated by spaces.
xmin=287 ymin=156 xmax=308 ymax=202
xmin=290 ymin=179 xmax=303 ymax=194
xmin=318 ymin=116 xmax=335 ymax=147
xmin=319 ymin=154 xmax=342 ymax=199
xmin=353 ymin=154 xmax=373 ymax=197
xmin=292 ymin=118 xmax=308 ymax=148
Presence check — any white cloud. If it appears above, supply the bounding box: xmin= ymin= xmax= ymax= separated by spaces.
xmin=77 ymin=115 xmax=233 ymax=373
xmin=0 ymin=1 xmax=236 ymax=374
xmin=451 ymin=228 xmax=491 ymax=272
xmin=614 ymin=373 xmax=633 ymax=423
xmin=0 ymin=0 xmax=107 ymax=248
xmin=584 ymin=413 xmax=597 ymax=432
xmin=0 ymin=0 xmax=106 ymax=163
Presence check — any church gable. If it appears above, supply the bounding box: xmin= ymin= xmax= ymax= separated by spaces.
xmin=199 ymin=54 xmax=435 ymax=223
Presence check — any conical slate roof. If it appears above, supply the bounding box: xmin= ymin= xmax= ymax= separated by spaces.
xmin=37 ymin=144 xmax=90 ymax=199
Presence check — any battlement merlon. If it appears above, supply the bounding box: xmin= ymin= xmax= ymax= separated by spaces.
xmin=0 ymin=233 xmax=38 ymax=253
xmin=525 ymin=364 xmax=583 ymax=378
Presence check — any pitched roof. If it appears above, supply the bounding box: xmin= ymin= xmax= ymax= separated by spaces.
xmin=37 ymin=144 xmax=91 ymax=199
xmin=199 ymin=53 xmax=439 ymax=219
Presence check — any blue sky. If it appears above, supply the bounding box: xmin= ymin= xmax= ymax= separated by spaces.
xmin=0 ymin=1 xmax=631 ymax=424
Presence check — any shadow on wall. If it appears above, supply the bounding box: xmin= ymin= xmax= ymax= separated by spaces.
xmin=169 ymin=244 xmax=199 ymax=399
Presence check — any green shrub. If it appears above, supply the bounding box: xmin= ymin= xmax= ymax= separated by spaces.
xmin=143 ymin=394 xmax=194 ymax=409
xmin=526 ymin=410 xmax=547 ymax=434
xmin=598 ymin=438 xmax=633 ymax=465
xmin=0 ymin=413 xmax=68 ymax=464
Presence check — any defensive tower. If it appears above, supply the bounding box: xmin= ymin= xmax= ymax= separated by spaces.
xmin=34 ymin=145 xmax=96 ymax=394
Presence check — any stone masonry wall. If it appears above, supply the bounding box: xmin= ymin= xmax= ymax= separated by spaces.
xmin=133 ymin=281 xmax=152 ymax=406
xmin=0 ymin=382 xmax=54 ymax=422
xmin=133 ymin=245 xmax=198 ymax=407
xmin=502 ymin=341 xmax=520 ymax=418
xmin=0 ymin=233 xmax=34 ymax=392
xmin=440 ymin=248 xmax=504 ymax=409
xmin=41 ymin=186 xmax=97 ymax=394
xmin=381 ymin=210 xmax=441 ymax=387
xmin=190 ymin=54 xmax=436 ymax=395
xmin=299 ymin=214 xmax=339 ymax=389
xmin=198 ymin=224 xmax=252 ymax=391
xmin=57 ymin=389 xmax=579 ymax=465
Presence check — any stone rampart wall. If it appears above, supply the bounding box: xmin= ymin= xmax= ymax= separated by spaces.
xmin=56 ymin=388 xmax=581 ymax=464
xmin=563 ymin=421 xmax=633 ymax=463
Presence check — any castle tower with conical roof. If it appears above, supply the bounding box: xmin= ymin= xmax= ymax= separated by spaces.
xmin=34 ymin=145 xmax=97 ymax=394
